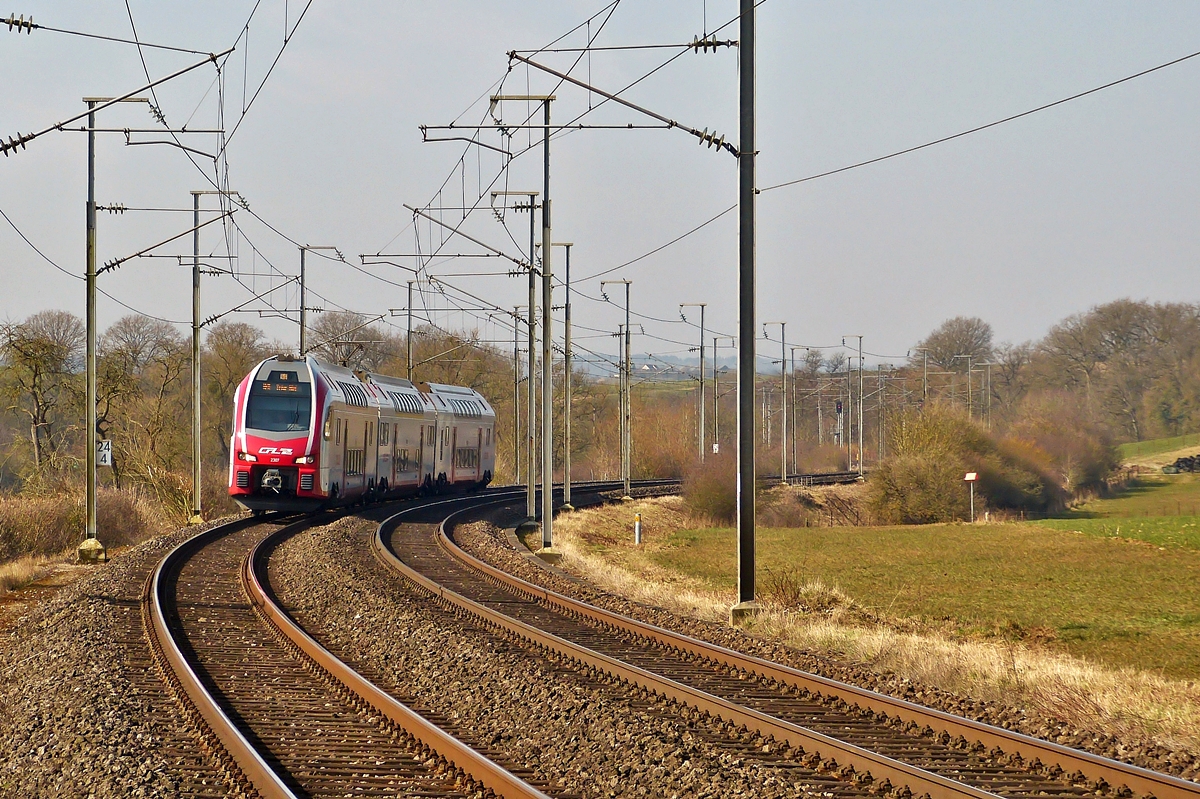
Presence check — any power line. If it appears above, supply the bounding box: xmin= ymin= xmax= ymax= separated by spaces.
xmin=573 ymin=42 xmax=1200 ymax=286
xmin=4 ymin=14 xmax=213 ymax=54
xmin=761 ymin=46 xmax=1200 ymax=193
xmin=0 ymin=202 xmax=186 ymax=324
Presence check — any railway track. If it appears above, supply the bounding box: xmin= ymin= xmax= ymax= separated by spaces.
xmin=374 ymin=492 xmax=1200 ymax=799
xmin=143 ymin=497 xmax=556 ymax=799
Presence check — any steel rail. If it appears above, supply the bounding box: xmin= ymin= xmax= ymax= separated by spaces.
xmin=243 ymin=495 xmax=551 ymax=799
xmin=434 ymin=504 xmax=1200 ymax=799
xmin=374 ymin=501 xmax=1002 ymax=799
xmin=144 ymin=514 xmax=300 ymax=799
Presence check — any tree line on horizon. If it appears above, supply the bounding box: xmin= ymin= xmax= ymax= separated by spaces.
xmin=0 ymin=298 xmax=1195 ymax=526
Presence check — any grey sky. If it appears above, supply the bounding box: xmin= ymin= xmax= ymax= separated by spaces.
xmin=2 ymin=1 xmax=1198 ymax=370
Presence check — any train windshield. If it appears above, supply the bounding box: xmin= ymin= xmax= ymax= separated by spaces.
xmin=246 ymin=373 xmax=311 ymax=432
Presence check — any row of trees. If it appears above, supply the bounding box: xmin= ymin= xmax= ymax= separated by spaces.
xmin=1 ymin=298 xmax=1194 ymax=526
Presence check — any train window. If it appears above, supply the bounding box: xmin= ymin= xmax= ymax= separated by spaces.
xmin=246 ymin=379 xmax=311 ymax=432
xmin=335 ymin=418 xmax=342 ymax=445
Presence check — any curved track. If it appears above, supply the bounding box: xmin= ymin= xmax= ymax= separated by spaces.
xmin=374 ymin=493 xmax=1200 ymax=799
xmin=143 ymin=499 xmax=552 ymax=799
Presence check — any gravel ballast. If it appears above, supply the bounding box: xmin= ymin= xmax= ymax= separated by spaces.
xmin=270 ymin=516 xmax=867 ymax=799
xmin=454 ymin=515 xmax=1200 ymax=784
xmin=0 ymin=524 xmax=234 ymax=798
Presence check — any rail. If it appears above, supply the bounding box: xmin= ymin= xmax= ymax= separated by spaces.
xmin=380 ymin=492 xmax=1200 ymax=799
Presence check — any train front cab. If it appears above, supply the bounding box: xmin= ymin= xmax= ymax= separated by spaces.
xmin=229 ymin=355 xmax=324 ymax=512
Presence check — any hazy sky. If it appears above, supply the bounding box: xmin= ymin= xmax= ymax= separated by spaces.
xmin=2 ymin=1 xmax=1199 ymax=370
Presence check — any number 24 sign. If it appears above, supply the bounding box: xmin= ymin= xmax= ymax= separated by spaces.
xmin=97 ymin=440 xmax=113 ymax=467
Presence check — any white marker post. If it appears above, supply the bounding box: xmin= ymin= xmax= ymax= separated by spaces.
xmin=964 ymin=472 xmax=978 ymax=522
xmin=634 ymin=512 xmax=642 ymax=545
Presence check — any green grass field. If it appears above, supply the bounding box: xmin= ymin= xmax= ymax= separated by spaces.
xmin=649 ymin=522 xmax=1200 ymax=677
xmin=631 ymin=474 xmax=1200 ymax=678
xmin=1034 ymin=473 xmax=1200 ymax=549
xmin=1117 ymin=432 xmax=1200 ymax=460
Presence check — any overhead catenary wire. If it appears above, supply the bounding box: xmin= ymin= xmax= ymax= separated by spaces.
xmin=4 ymin=14 xmax=212 ymax=54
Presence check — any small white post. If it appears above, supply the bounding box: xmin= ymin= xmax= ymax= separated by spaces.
xmin=634 ymin=512 xmax=642 ymax=545
xmin=964 ymin=471 xmax=978 ymax=523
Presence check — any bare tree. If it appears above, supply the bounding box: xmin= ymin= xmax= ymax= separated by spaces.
xmin=0 ymin=310 xmax=84 ymax=470
xmin=912 ymin=316 xmax=994 ymax=371
xmin=308 ymin=311 xmax=399 ymax=370
xmin=202 ymin=321 xmax=269 ymax=463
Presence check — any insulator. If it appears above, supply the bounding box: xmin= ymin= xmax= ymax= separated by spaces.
xmin=6 ymin=14 xmax=34 ymax=33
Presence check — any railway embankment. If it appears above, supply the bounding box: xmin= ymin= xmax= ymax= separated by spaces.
xmin=493 ymin=496 xmax=1200 ymax=782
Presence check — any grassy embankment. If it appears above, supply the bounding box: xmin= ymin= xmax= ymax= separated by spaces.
xmin=548 ymin=463 xmax=1200 ymax=751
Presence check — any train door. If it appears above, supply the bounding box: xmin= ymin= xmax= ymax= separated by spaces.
xmin=419 ymin=424 xmax=427 ymax=485
xmin=450 ymin=426 xmax=457 ymax=482
xmin=390 ymin=423 xmax=398 ymax=488
xmin=476 ymin=428 xmax=482 ymax=480
xmin=364 ymin=420 xmax=374 ymax=492
xmin=339 ymin=415 xmax=347 ymax=496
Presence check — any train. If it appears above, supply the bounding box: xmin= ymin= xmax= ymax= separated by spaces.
xmin=228 ymin=354 xmax=496 ymax=512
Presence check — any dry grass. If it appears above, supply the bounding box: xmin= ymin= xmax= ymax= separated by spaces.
xmin=552 ymin=498 xmax=1200 ymax=752
xmin=0 ymin=487 xmax=170 ymax=563
xmin=0 ymin=551 xmax=66 ymax=593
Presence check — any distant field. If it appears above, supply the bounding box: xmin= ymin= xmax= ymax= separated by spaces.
xmin=649 ymin=522 xmax=1200 ymax=677
xmin=1035 ymin=472 xmax=1200 ymax=549
xmin=1118 ymin=433 xmax=1200 ymax=460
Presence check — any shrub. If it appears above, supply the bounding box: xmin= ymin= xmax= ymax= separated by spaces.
xmin=869 ymin=453 xmax=969 ymax=524
xmin=0 ymin=486 xmax=169 ymax=561
xmin=682 ymin=452 xmax=737 ymax=524
xmin=870 ymin=406 xmax=1064 ymax=524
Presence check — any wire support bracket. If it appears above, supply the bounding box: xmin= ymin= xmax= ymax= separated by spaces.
xmin=507 ymin=52 xmax=738 ymax=157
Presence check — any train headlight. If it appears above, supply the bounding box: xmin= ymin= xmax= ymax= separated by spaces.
xmin=238 ymin=452 xmax=258 ymax=462
xmin=294 ymin=455 xmax=314 ymax=464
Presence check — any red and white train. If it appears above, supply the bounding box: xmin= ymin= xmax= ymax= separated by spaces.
xmin=228 ymin=355 xmax=495 ymax=512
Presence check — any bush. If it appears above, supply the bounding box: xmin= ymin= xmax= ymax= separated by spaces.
xmin=682 ymin=452 xmax=737 ymax=524
xmin=869 ymin=453 xmax=969 ymax=524
xmin=0 ymin=486 xmax=169 ymax=561
xmin=870 ymin=406 xmax=1064 ymax=524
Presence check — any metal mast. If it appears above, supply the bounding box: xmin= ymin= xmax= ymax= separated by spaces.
xmin=765 ymin=322 xmax=786 ymax=482
xmin=407 ymin=281 xmax=414 ymax=381
xmin=80 ymin=95 xmax=150 ymax=561
xmin=556 ymin=243 xmax=574 ymax=509
xmin=84 ymin=99 xmax=98 ymax=552
xmin=681 ymin=303 xmax=707 ymax=461
xmin=733 ymin=0 xmax=758 ymax=618
xmin=540 ymin=99 xmax=554 ymax=549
